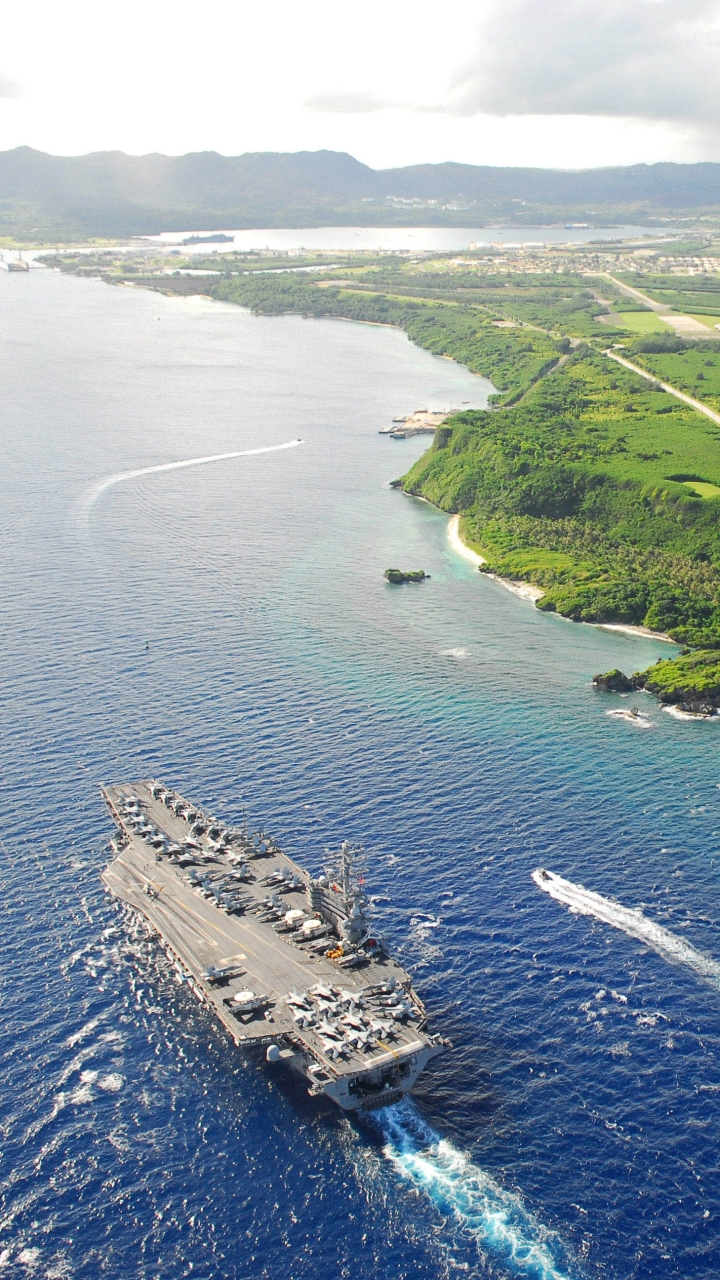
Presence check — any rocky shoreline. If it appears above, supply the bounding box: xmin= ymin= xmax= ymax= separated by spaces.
xmin=594 ymin=652 xmax=720 ymax=717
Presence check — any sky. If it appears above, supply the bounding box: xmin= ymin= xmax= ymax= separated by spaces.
xmin=1 ymin=0 xmax=720 ymax=169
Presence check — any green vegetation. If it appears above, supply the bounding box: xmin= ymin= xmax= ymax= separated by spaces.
xmin=593 ymin=652 xmax=720 ymax=709
xmin=384 ymin=569 xmax=427 ymax=584
xmin=401 ymin=346 xmax=720 ymax=646
xmin=682 ymin=481 xmax=720 ymax=499
xmin=592 ymin=669 xmax=635 ymax=692
xmin=627 ymin=333 xmax=720 ymax=414
xmin=618 ymin=273 xmax=720 ymax=317
xmin=633 ymin=650 xmax=720 ymax=709
xmin=611 ymin=312 xmax=671 ymax=335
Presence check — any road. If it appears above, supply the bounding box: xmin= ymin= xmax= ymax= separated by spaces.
xmin=600 ymin=273 xmax=713 ymax=337
xmin=604 ymin=349 xmax=720 ymax=427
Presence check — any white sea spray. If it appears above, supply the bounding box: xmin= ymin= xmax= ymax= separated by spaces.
xmin=375 ymin=1101 xmax=577 ymax=1279
xmin=533 ymin=869 xmax=720 ymax=987
xmin=77 ymin=438 xmax=304 ymax=526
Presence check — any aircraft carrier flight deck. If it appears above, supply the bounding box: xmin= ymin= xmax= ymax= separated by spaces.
xmin=101 ymin=780 xmax=447 ymax=1110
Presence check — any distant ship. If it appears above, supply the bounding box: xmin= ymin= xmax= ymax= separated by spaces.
xmin=102 ymin=780 xmax=448 ymax=1110
xmin=0 ymin=255 xmax=29 ymax=272
xmin=181 ymin=234 xmax=234 ymax=246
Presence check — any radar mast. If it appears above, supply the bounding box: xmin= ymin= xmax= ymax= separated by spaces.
xmin=324 ymin=841 xmax=370 ymax=946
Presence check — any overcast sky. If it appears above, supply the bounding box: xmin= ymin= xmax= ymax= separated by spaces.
xmin=1 ymin=0 xmax=719 ymax=167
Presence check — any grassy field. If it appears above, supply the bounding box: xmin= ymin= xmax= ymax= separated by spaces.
xmin=683 ymin=481 xmax=720 ymax=499
xmin=613 ymin=311 xmax=672 ymax=334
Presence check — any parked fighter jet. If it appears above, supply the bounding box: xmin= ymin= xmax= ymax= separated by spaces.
xmin=284 ymin=991 xmax=312 ymax=1009
xmin=203 ymin=963 xmax=243 ymax=984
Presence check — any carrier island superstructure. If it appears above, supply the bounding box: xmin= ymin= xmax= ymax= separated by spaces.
xmin=101 ymin=780 xmax=447 ymax=1110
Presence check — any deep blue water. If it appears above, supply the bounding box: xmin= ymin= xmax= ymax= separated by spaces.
xmin=1 ymin=269 xmax=720 ymax=1280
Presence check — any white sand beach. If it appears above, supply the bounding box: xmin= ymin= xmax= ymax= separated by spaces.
xmin=597 ymin=623 xmax=675 ymax=643
xmin=447 ymin=516 xmax=676 ymax=634
xmin=447 ymin=513 xmax=485 ymax=566
xmin=447 ymin=514 xmax=545 ymax=601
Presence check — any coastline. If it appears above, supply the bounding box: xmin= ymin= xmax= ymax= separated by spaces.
xmin=596 ymin=622 xmax=676 ymax=643
xmin=447 ymin=513 xmax=485 ymax=567
xmin=447 ymin=514 xmax=545 ymax=602
xmin=446 ymin=515 xmax=675 ymax=640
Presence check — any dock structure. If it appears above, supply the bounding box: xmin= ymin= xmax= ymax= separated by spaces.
xmin=379 ymin=409 xmax=449 ymax=439
xmin=101 ymin=780 xmax=447 ymax=1109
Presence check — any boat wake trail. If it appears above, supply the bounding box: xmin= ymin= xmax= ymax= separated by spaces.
xmin=533 ymin=868 xmax=720 ymax=987
xmin=375 ymin=1100 xmax=577 ymax=1279
xmin=77 ymin=438 xmax=304 ymax=526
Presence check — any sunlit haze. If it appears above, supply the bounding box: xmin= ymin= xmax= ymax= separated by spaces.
xmin=1 ymin=0 xmax=718 ymax=166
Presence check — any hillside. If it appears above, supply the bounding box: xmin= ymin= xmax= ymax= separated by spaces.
xmin=9 ymin=147 xmax=720 ymax=237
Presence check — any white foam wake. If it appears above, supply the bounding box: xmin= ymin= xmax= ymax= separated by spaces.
xmin=376 ymin=1100 xmax=576 ymax=1279
xmin=78 ymin=438 xmax=304 ymax=525
xmin=533 ymin=868 xmax=720 ymax=987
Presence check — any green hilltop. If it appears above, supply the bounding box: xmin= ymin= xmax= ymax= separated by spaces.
xmin=402 ymin=347 xmax=720 ymax=644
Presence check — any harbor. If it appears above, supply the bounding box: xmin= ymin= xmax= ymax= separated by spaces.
xmin=379 ymin=409 xmax=449 ymax=439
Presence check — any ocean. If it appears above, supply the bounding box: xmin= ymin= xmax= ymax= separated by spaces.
xmin=1 ymin=267 xmax=719 ymax=1280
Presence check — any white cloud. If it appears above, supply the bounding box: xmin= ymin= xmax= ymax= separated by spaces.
xmin=0 ymin=71 xmax=21 ymax=99
xmin=304 ymin=90 xmax=397 ymax=114
xmin=443 ymin=0 xmax=720 ymax=124
xmin=0 ymin=0 xmax=717 ymax=167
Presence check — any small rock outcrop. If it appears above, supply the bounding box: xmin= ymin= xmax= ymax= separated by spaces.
xmin=592 ymin=668 xmax=635 ymax=692
xmin=384 ymin=569 xmax=427 ymax=584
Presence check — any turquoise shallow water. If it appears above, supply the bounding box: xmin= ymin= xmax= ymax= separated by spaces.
xmin=0 ymin=269 xmax=719 ymax=1280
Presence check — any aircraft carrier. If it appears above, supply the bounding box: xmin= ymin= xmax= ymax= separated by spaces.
xmin=101 ymin=780 xmax=448 ymax=1110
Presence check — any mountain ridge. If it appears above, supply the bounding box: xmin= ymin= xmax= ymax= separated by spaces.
xmin=3 ymin=146 xmax=720 ymax=237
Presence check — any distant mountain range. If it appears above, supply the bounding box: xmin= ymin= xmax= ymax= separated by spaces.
xmin=3 ymin=146 xmax=720 ymax=238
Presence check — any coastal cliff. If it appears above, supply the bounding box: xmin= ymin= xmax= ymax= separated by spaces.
xmin=400 ymin=347 xmax=720 ymax=650
xmin=593 ymin=652 xmax=720 ymax=714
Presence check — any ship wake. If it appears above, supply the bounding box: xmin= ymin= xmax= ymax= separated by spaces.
xmin=78 ymin=438 xmax=304 ymax=526
xmin=533 ymin=868 xmax=720 ymax=988
xmin=375 ymin=1100 xmax=577 ymax=1279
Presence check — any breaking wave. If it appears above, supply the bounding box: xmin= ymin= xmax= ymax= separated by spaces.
xmin=376 ymin=1101 xmax=577 ymax=1279
xmin=77 ymin=437 xmax=304 ymax=525
xmin=533 ymin=869 xmax=720 ymax=987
